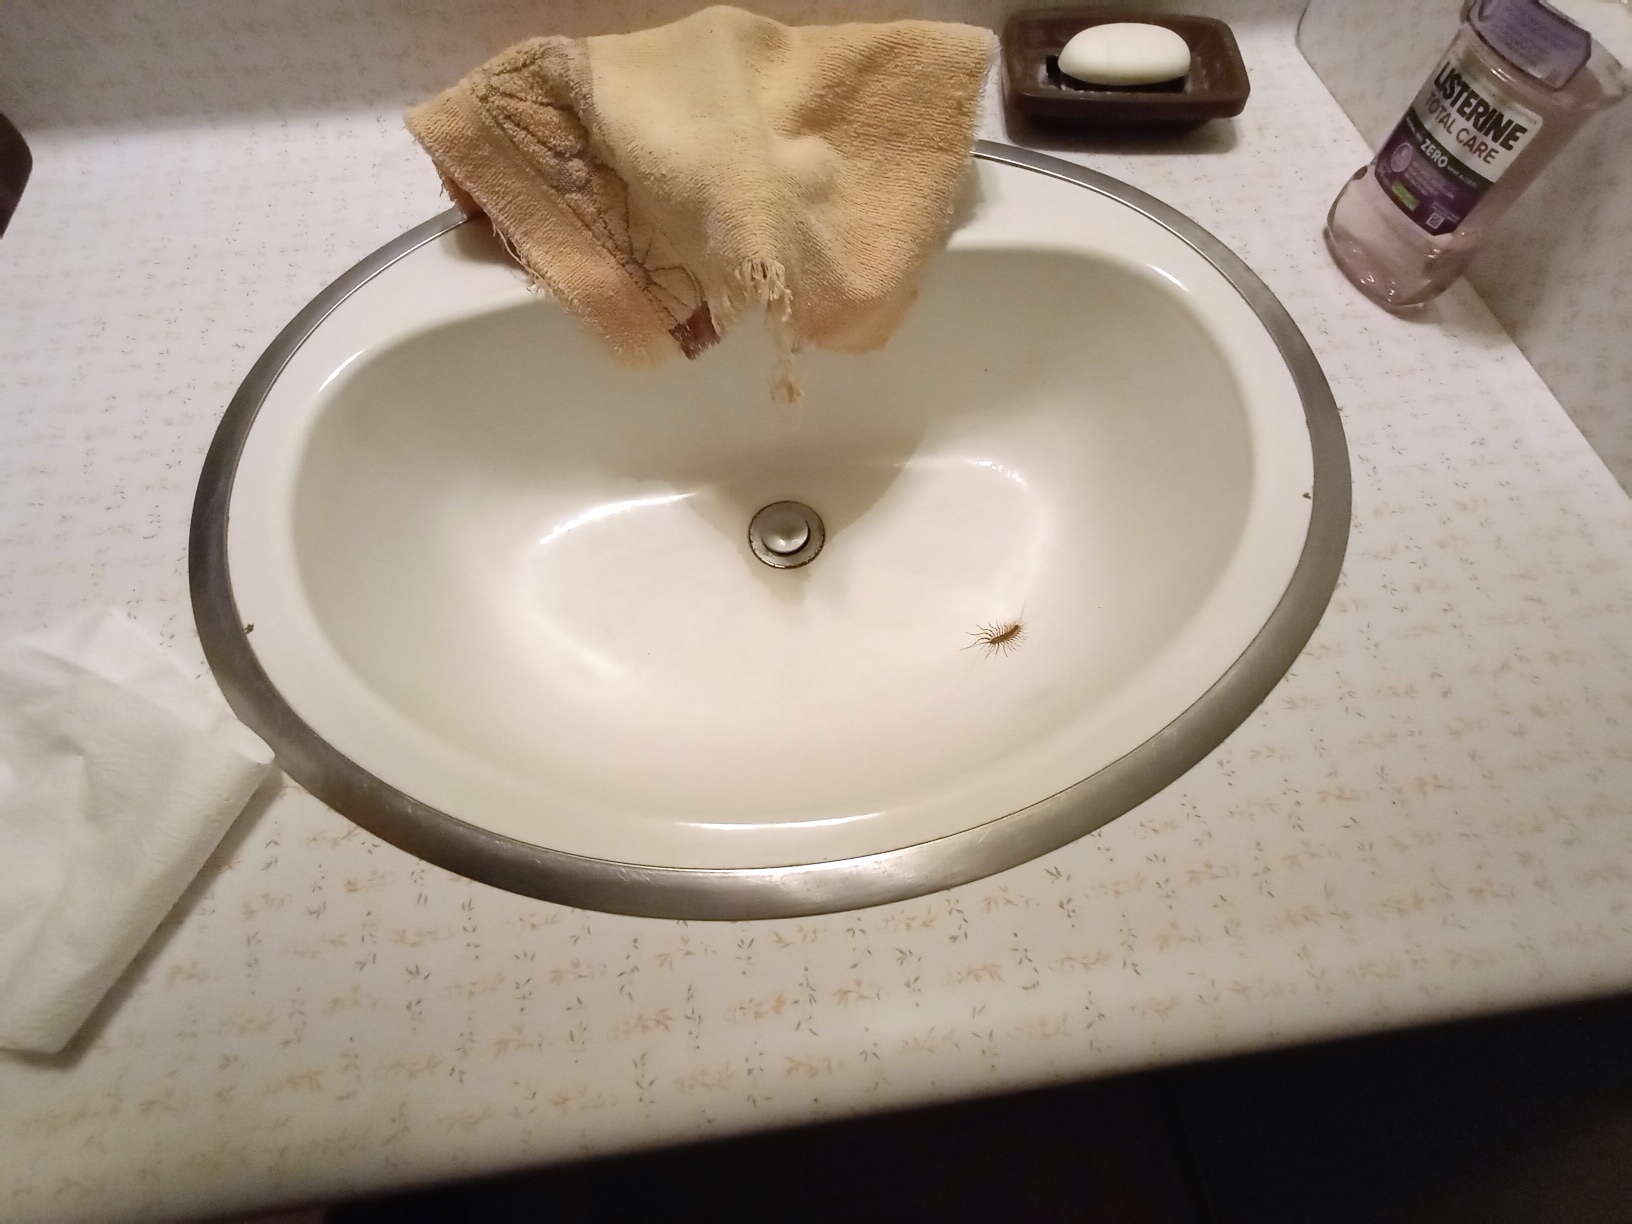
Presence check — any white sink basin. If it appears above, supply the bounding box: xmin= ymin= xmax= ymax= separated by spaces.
xmin=193 ymin=143 xmax=1348 ymax=917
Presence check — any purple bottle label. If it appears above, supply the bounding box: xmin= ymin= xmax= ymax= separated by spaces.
xmin=1374 ymin=42 xmax=1545 ymax=234
xmin=1468 ymin=0 xmax=1591 ymax=88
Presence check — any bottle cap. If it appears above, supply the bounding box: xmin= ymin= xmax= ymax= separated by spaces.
xmin=1469 ymin=0 xmax=1593 ymax=86
xmin=1547 ymin=0 xmax=1632 ymax=88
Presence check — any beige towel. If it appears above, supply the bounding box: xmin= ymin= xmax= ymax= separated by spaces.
xmin=405 ymin=6 xmax=994 ymax=396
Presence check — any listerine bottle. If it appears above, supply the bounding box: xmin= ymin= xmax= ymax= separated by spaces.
xmin=1324 ymin=0 xmax=1626 ymax=310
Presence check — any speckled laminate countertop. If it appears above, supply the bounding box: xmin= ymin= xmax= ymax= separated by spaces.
xmin=2 ymin=9 xmax=1631 ymax=1222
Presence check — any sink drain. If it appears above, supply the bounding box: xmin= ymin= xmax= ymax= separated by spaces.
xmin=748 ymin=500 xmax=825 ymax=569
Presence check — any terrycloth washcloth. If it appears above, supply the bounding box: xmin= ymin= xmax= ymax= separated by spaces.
xmin=405 ymin=6 xmax=994 ymax=395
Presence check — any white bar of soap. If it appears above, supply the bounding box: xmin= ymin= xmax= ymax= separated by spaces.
xmin=1058 ymin=23 xmax=1193 ymax=86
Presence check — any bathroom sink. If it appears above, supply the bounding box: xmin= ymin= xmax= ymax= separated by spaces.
xmin=192 ymin=143 xmax=1348 ymax=918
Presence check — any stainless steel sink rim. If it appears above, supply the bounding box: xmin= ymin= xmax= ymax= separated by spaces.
xmin=189 ymin=141 xmax=1351 ymax=920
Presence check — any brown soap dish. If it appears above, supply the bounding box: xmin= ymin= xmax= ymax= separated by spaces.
xmin=0 ymin=112 xmax=30 ymax=238
xmin=1004 ymin=9 xmax=1250 ymax=128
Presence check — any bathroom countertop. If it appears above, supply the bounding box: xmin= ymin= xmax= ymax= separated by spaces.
xmin=3 ymin=13 xmax=1632 ymax=1222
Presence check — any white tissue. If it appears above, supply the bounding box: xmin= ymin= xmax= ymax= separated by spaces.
xmin=0 ymin=611 xmax=275 ymax=1054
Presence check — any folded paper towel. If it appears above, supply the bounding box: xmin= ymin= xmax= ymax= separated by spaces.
xmin=405 ymin=6 xmax=995 ymax=396
xmin=0 ymin=612 xmax=275 ymax=1053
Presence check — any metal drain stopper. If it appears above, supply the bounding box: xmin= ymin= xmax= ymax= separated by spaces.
xmin=749 ymin=501 xmax=825 ymax=569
